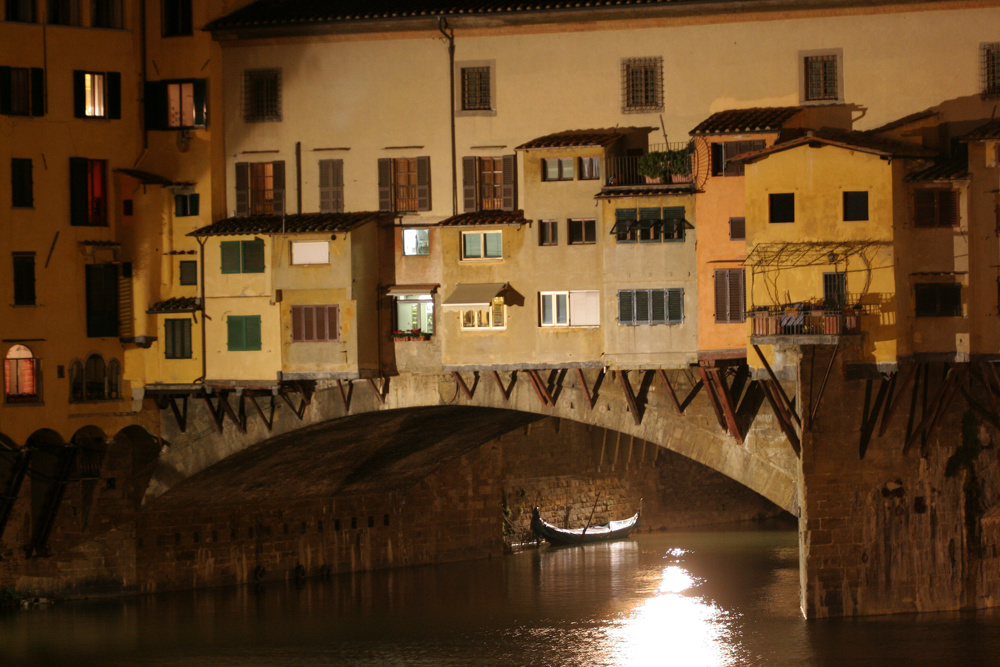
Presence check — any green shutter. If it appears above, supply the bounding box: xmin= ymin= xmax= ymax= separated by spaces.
xmin=220 ymin=241 xmax=241 ymax=274
xmin=242 ymin=239 xmax=265 ymax=273
xmin=245 ymin=316 xmax=262 ymax=350
xmin=667 ymin=289 xmax=683 ymax=324
xmin=227 ymin=316 xmax=245 ymax=350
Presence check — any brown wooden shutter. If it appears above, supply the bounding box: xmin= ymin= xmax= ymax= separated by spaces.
xmin=291 ymin=306 xmax=303 ymax=342
xmin=331 ymin=159 xmax=344 ymax=213
xmin=502 ymin=154 xmax=516 ymax=211
xmin=462 ymin=156 xmax=478 ymax=212
xmin=73 ymin=70 xmax=86 ymax=118
xmin=328 ymin=305 xmax=339 ymax=341
xmin=319 ymin=160 xmax=333 ymax=213
xmin=235 ymin=162 xmax=249 ymax=216
xmin=714 ymin=270 xmax=728 ymax=323
xmin=913 ymin=190 xmax=936 ymax=227
xmin=107 ymin=71 xmax=121 ymax=119
xmin=730 ymin=270 xmax=745 ymax=322
xmin=416 ymin=156 xmax=431 ymax=211
xmin=271 ymin=161 xmax=285 ymax=215
xmin=939 ymin=190 xmax=959 ymax=226
xmin=377 ymin=158 xmax=392 ymax=211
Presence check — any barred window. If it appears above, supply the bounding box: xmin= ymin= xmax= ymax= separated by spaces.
xmin=982 ymin=43 xmax=1000 ymax=99
xmin=461 ymin=66 xmax=491 ymax=111
xmin=243 ymin=69 xmax=281 ymax=123
xmin=621 ymin=57 xmax=663 ymax=113
xmin=803 ymin=53 xmax=840 ymax=102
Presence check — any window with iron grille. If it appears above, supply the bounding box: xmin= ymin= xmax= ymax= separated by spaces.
xmin=0 ymin=66 xmax=45 ymax=117
xmin=91 ymin=0 xmax=122 ymax=28
xmin=729 ymin=217 xmax=746 ymax=240
xmin=915 ymin=283 xmax=961 ymax=317
xmin=568 ymin=219 xmax=596 ymax=245
xmin=378 ymin=157 xmax=431 ymax=212
xmin=803 ymin=52 xmax=841 ymax=102
xmin=843 ymin=191 xmax=868 ymax=221
xmin=6 ymin=0 xmax=36 ymax=22
xmin=769 ymin=193 xmax=795 ymax=223
xmin=162 ymin=0 xmax=192 ymax=36
xmin=235 ymin=161 xmax=285 ymax=216
xmin=164 ymin=319 xmax=192 ymax=359
xmin=461 ymin=66 xmax=491 ymax=111
xmin=11 ymin=158 xmax=33 ymax=207
xmin=621 ymin=57 xmax=663 ymax=113
xmin=913 ymin=189 xmax=958 ymax=228
xmin=243 ymin=69 xmax=281 ymax=123
xmin=711 ymin=140 xmax=765 ymax=177
xmin=291 ymin=305 xmax=339 ymax=343
xmin=13 ymin=253 xmax=35 ymax=306
xmin=539 ymin=220 xmax=558 ymax=246
xmin=618 ymin=288 xmax=683 ymax=325
xmin=70 ymin=157 xmax=108 ymax=226
xmin=714 ymin=269 xmax=745 ymax=323
xmin=47 ymin=0 xmax=80 ymax=25
xmin=982 ymin=42 xmax=1000 ymax=99
xmin=318 ymin=159 xmax=344 ymax=213
xmin=823 ymin=272 xmax=847 ymax=309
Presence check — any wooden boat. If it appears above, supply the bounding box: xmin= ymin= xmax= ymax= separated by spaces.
xmin=530 ymin=506 xmax=640 ymax=546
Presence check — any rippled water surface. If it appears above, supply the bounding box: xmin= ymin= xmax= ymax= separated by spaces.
xmin=4 ymin=528 xmax=1000 ymax=666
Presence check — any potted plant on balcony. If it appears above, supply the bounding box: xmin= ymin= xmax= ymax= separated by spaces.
xmin=638 ymin=149 xmax=689 ymax=184
xmin=391 ymin=329 xmax=430 ymax=342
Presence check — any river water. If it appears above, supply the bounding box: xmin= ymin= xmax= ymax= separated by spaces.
xmin=4 ymin=527 xmax=1000 ymax=666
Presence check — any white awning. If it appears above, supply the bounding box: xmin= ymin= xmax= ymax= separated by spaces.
xmin=386 ymin=284 xmax=439 ymax=296
xmin=442 ymin=283 xmax=507 ymax=308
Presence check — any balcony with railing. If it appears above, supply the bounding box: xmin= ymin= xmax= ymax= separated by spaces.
xmin=748 ymin=298 xmax=879 ymax=343
xmin=603 ymin=141 xmax=694 ymax=189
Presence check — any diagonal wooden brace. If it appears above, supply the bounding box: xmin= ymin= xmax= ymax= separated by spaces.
xmin=617 ymin=370 xmax=642 ymax=426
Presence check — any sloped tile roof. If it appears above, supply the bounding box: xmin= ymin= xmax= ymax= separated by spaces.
xmin=737 ymin=128 xmax=937 ymax=163
xmin=597 ymin=183 xmax=696 ymax=197
xmin=868 ymin=109 xmax=938 ymax=135
xmin=189 ymin=212 xmax=388 ymax=237
xmin=516 ymin=129 xmax=648 ymax=150
xmin=689 ymin=107 xmax=803 ymax=135
xmin=438 ymin=210 xmax=528 ymax=227
xmin=906 ymin=158 xmax=969 ymax=182
xmin=147 ymin=297 xmax=201 ymax=314
xmin=961 ymin=119 xmax=1000 ymax=142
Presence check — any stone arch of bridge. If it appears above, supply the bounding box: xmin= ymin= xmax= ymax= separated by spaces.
xmin=149 ymin=371 xmax=799 ymax=513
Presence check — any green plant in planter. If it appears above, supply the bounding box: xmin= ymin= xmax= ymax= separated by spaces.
xmin=638 ymin=149 xmax=689 ymax=180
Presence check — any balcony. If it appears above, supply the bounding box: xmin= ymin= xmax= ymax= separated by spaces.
xmin=749 ymin=306 xmax=863 ymax=343
xmin=604 ymin=142 xmax=693 ymax=188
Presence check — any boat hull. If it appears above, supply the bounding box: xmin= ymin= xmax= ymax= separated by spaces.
xmin=530 ymin=507 xmax=640 ymax=546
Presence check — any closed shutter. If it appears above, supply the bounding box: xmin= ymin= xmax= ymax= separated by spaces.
xmin=69 ymin=157 xmax=89 ymax=226
xmin=107 ymin=71 xmax=121 ymax=119
xmin=667 ymin=289 xmax=683 ymax=324
xmin=913 ymin=190 xmax=936 ymax=227
xmin=377 ymin=158 xmax=392 ymax=211
xmin=220 ymin=241 xmax=241 ymax=274
xmin=502 ymin=154 xmax=516 ymax=211
xmin=327 ymin=305 xmax=339 ymax=341
xmin=569 ymin=291 xmax=600 ymax=326
xmin=0 ymin=67 xmax=10 ymax=115
xmin=319 ymin=160 xmax=333 ymax=213
xmin=227 ymin=317 xmax=245 ymax=350
xmin=13 ymin=254 xmax=35 ymax=306
xmin=416 ymin=156 xmax=431 ymax=211
xmin=939 ymin=191 xmax=959 ymax=226
xmin=73 ymin=70 xmax=86 ymax=118
xmin=30 ymin=68 xmax=44 ymax=117
xmin=302 ymin=306 xmax=315 ymax=340
xmin=331 ymin=159 xmax=344 ymax=213
xmin=245 ymin=316 xmax=261 ymax=350
xmin=144 ymin=81 xmax=168 ymax=130
xmin=291 ymin=306 xmax=304 ymax=342
xmin=462 ymin=156 xmax=478 ymax=212
xmin=192 ymin=79 xmax=207 ymax=127
xmin=618 ymin=290 xmax=634 ymax=324
xmin=271 ymin=161 xmax=285 ymax=215
xmin=730 ymin=271 xmax=745 ymax=322
xmin=634 ymin=290 xmax=650 ymax=323
xmin=650 ymin=290 xmax=666 ymax=324
xmin=235 ymin=162 xmax=249 ymax=216
xmin=729 ymin=217 xmax=746 ymax=240
xmin=242 ymin=239 xmax=265 ymax=273
xmin=714 ymin=270 xmax=729 ymax=323
xmin=85 ymin=263 xmax=119 ymax=337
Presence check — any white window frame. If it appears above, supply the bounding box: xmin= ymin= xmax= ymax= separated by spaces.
xmin=540 ymin=290 xmax=600 ymax=327
xmin=540 ymin=292 xmax=569 ymax=327
xmin=394 ymin=294 xmax=435 ymax=335
xmin=167 ymin=81 xmax=196 ymax=128
xmin=461 ymin=296 xmax=506 ymax=330
xmin=84 ymin=72 xmax=106 ymax=118
xmin=289 ymin=240 xmax=330 ymax=265
xmin=402 ymin=228 xmax=430 ymax=256
xmin=461 ymin=230 xmax=502 ymax=261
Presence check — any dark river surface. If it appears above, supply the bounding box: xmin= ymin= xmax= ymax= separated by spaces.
xmin=4 ymin=527 xmax=1000 ymax=666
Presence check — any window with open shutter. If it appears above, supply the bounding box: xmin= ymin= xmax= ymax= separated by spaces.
xmin=416 ymin=156 xmax=431 ymax=211
xmin=714 ymin=269 xmax=745 ymax=323
xmin=914 ymin=189 xmax=959 ymax=227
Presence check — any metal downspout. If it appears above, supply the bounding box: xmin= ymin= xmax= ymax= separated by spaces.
xmin=438 ymin=18 xmax=457 ymax=216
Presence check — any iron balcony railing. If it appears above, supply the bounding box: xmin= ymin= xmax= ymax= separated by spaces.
xmin=748 ymin=308 xmax=864 ymax=337
xmin=604 ymin=141 xmax=693 ymax=187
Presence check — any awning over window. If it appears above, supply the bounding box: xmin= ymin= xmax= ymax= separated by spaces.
xmin=387 ymin=284 xmax=439 ymax=296
xmin=442 ymin=283 xmax=507 ymax=308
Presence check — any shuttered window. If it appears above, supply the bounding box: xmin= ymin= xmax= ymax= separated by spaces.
xmin=462 ymin=155 xmax=516 ymax=212
xmin=729 ymin=217 xmax=746 ymax=240
xmin=85 ymin=263 xmax=119 ymax=337
xmin=13 ymin=253 xmax=35 ymax=306
xmin=11 ymin=158 xmax=32 ymax=207
xmin=714 ymin=269 xmax=745 ymax=323
xmin=235 ymin=161 xmax=284 ymax=216
xmin=378 ymin=157 xmax=431 ymax=212
xmin=0 ymin=67 xmax=44 ymax=116
xmin=291 ymin=305 xmax=339 ymax=342
xmin=318 ymin=159 xmax=344 ymax=213
xmin=913 ymin=189 xmax=959 ymax=228
xmin=164 ymin=319 xmax=192 ymax=359
xmin=612 ymin=208 xmax=638 ymax=243
xmin=73 ymin=70 xmax=120 ymax=119
xmin=227 ymin=315 xmax=262 ymax=351
xmin=711 ymin=140 xmax=765 ymax=177
xmin=70 ymin=158 xmax=108 ymax=226
xmin=618 ymin=288 xmax=683 ymax=325
xmin=179 ymin=260 xmax=197 ymax=285
xmin=915 ymin=283 xmax=961 ymax=317
xmin=220 ymin=239 xmax=265 ymax=274
xmin=144 ymin=79 xmax=207 ymax=130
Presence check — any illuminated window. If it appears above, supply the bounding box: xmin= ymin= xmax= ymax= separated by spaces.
xmin=402 ymin=228 xmax=429 ymax=256
xmin=461 ymin=230 xmax=502 ymax=260
xmin=378 ymin=157 xmax=431 ymax=213
xmin=70 ymin=158 xmax=107 ymax=226
xmin=235 ymin=161 xmax=285 ymax=216
xmin=4 ymin=345 xmax=39 ymax=403
xmin=73 ymin=70 xmax=120 ymax=119
xmin=462 ymin=296 xmax=506 ymax=330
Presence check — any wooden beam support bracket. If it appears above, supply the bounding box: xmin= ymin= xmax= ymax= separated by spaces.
xmin=710 ymin=367 xmax=743 ymax=443
xmin=617 ymin=370 xmax=643 ymax=426
xmin=202 ymin=395 xmax=225 ymax=433
xmin=698 ymin=365 xmax=728 ymax=433
xmin=247 ymin=394 xmax=275 ymax=431
xmin=526 ymin=369 xmax=554 ymax=406
xmin=904 ymin=364 xmax=958 ymax=454
xmin=452 ymin=371 xmax=476 ymax=400
xmin=336 ymin=379 xmax=353 ymax=411
xmin=168 ymin=395 xmax=188 ymax=433
xmin=761 ymin=379 xmax=801 ymax=456
xmin=858 ymin=374 xmax=893 ymax=459
xmin=366 ymin=377 xmax=387 ymax=405
xmin=575 ymin=368 xmax=596 ymax=410
xmin=809 ymin=341 xmax=840 ymax=427
xmin=656 ymin=369 xmax=683 ymax=414
xmin=217 ymin=392 xmax=248 ymax=433
xmin=492 ymin=371 xmax=515 ymax=402
xmin=752 ymin=344 xmax=800 ymax=427
xmin=878 ymin=364 xmax=915 ymax=437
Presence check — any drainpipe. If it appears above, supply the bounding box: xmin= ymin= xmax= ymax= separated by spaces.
xmin=197 ymin=236 xmax=207 ymax=383
xmin=140 ymin=0 xmax=148 ymax=150
xmin=438 ymin=17 xmax=457 ymax=216
xmin=295 ymin=141 xmax=302 ymax=214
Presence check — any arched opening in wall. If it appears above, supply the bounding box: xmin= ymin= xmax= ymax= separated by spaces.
xmin=4 ymin=344 xmax=40 ymax=404
xmin=112 ymin=426 xmax=163 ymax=508
xmin=71 ymin=354 xmax=122 ymax=402
xmin=106 ymin=359 xmax=121 ymax=400
xmin=71 ymin=426 xmax=110 ymax=533
xmin=69 ymin=360 xmax=84 ymax=402
xmin=85 ymin=354 xmax=106 ymax=400
xmin=24 ymin=429 xmax=73 ymax=557
xmin=0 ymin=432 xmax=29 ymax=544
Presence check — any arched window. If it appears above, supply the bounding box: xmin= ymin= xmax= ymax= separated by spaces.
xmin=106 ymin=359 xmax=121 ymax=400
xmin=69 ymin=361 xmax=84 ymax=402
xmin=84 ymin=354 xmax=106 ymax=401
xmin=4 ymin=345 xmax=39 ymax=403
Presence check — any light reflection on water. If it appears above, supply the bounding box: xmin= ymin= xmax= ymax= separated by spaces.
xmin=5 ymin=528 xmax=1000 ymax=666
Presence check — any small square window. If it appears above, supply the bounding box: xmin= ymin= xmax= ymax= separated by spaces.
xmin=174 ymin=193 xmax=199 ymax=217
xmin=843 ymin=191 xmax=868 ymax=221
xmin=621 ymin=57 xmax=663 ymax=113
xmin=769 ymin=193 xmax=795 ymax=223
xmin=578 ymin=157 xmax=601 ymax=180
xmin=461 ymin=66 xmax=491 ymax=111
xmin=981 ymin=42 xmax=1000 ymax=99
xmin=539 ymin=220 xmax=558 ymax=246
xmin=568 ymin=219 xmax=596 ymax=245
xmin=243 ymin=69 xmax=281 ymax=123
xmin=179 ymin=260 xmax=197 ymax=285
xmin=801 ymin=50 xmax=842 ymax=103
xmin=461 ymin=230 xmax=502 ymax=260
xmin=542 ymin=158 xmax=574 ymax=181
xmin=402 ymin=228 xmax=430 ymax=256
xmin=729 ymin=217 xmax=746 ymax=240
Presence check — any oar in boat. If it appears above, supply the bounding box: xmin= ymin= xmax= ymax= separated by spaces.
xmin=579 ymin=491 xmax=602 ymax=542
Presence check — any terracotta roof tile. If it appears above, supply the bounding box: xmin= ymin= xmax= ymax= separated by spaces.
xmin=437 ymin=210 xmax=528 ymax=227
xmin=516 ymin=129 xmax=648 ymax=150
xmin=189 ymin=212 xmax=388 ymax=237
xmin=597 ymin=183 xmax=696 ymax=198
xmin=689 ymin=107 xmax=803 ymax=135
xmin=906 ymin=158 xmax=969 ymax=182
xmin=147 ymin=297 xmax=201 ymax=314
xmin=868 ymin=109 xmax=938 ymax=135
xmin=737 ymin=128 xmax=937 ymax=163
xmin=961 ymin=119 xmax=1000 ymax=142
